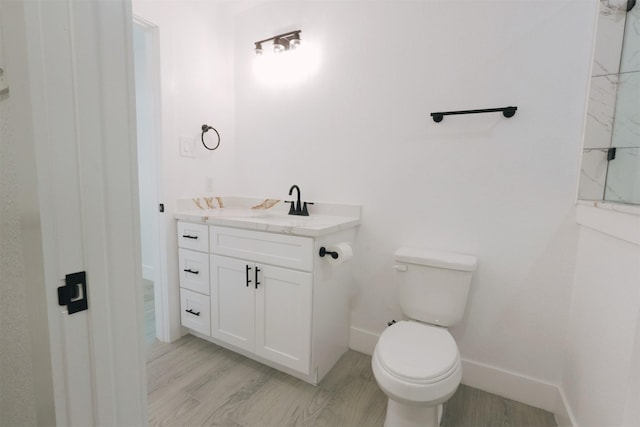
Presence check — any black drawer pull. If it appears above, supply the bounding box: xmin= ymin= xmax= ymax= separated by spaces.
xmin=184 ymin=268 xmax=199 ymax=275
xmin=185 ymin=308 xmax=200 ymax=316
xmin=182 ymin=234 xmax=198 ymax=239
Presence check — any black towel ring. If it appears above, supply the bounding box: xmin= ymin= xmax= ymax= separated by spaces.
xmin=201 ymin=124 xmax=221 ymax=151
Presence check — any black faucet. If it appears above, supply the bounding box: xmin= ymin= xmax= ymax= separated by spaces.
xmin=287 ymin=185 xmax=313 ymax=216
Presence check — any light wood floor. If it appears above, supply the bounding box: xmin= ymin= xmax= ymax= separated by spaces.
xmin=144 ymin=275 xmax=554 ymax=426
xmin=145 ymin=334 xmax=557 ymax=427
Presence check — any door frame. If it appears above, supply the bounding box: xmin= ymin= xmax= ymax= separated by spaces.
xmin=133 ymin=15 xmax=170 ymax=343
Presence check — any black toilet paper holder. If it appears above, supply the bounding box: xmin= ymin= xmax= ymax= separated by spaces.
xmin=319 ymin=247 xmax=339 ymax=259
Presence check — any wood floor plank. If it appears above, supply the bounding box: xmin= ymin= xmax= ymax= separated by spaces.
xmin=504 ymin=396 xmax=558 ymax=427
xmin=293 ymin=386 xmax=335 ymax=426
xmin=182 ymin=349 xmax=247 ymax=401
xmin=147 ymin=337 xmax=221 ymax=394
xmin=189 ymin=360 xmax=277 ymax=426
xmin=233 ymin=371 xmax=333 ymax=427
xmin=312 ymin=377 xmax=387 ymax=427
xmin=441 ymin=384 xmax=557 ymax=427
xmin=182 ymin=352 xmax=276 ymax=426
xmin=318 ymin=350 xmax=376 ymax=389
xmin=145 ymin=333 xmax=203 ymax=363
xmin=148 ymin=389 xmax=201 ymax=427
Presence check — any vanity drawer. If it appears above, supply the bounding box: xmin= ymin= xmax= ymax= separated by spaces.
xmin=177 ymin=222 xmax=209 ymax=252
xmin=178 ymin=248 xmax=210 ymax=295
xmin=210 ymin=226 xmax=313 ymax=271
xmin=180 ymin=288 xmax=210 ymax=336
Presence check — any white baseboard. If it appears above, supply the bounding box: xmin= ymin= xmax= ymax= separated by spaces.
xmin=349 ymin=326 xmax=379 ymax=356
xmin=554 ymin=386 xmax=578 ymax=427
xmin=460 ymin=358 xmax=559 ymax=413
xmin=348 ymin=325 xmax=575 ymax=425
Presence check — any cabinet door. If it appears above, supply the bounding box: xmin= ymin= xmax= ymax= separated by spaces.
xmin=210 ymin=255 xmax=255 ymax=352
xmin=255 ymin=265 xmax=313 ymax=375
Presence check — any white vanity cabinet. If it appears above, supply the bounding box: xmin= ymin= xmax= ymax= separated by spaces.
xmin=175 ymin=218 xmax=356 ymax=385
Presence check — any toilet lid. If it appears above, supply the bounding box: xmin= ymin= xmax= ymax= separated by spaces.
xmin=376 ymin=321 xmax=459 ymax=383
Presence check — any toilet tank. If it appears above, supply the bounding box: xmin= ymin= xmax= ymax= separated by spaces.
xmin=393 ymin=247 xmax=477 ymax=327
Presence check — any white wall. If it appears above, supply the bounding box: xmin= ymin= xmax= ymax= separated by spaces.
xmin=561 ymin=209 xmax=640 ymax=426
xmin=0 ymin=1 xmax=55 ymax=424
xmin=233 ymin=0 xmax=597 ymax=395
xmin=132 ymin=0 xmax=237 ymax=200
xmin=132 ymin=0 xmax=238 ymax=340
xmin=0 ymin=25 xmax=38 ymax=427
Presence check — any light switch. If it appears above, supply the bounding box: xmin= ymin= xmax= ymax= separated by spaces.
xmin=180 ymin=136 xmax=195 ymax=158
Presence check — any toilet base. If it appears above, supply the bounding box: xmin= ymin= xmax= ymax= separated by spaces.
xmin=383 ymin=398 xmax=443 ymax=427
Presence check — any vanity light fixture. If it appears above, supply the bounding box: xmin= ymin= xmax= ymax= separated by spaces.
xmin=253 ymin=30 xmax=301 ymax=55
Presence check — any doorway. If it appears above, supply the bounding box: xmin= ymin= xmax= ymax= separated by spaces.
xmin=133 ymin=17 xmax=168 ymax=349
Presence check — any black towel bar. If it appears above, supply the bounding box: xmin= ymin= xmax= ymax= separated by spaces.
xmin=431 ymin=106 xmax=517 ymax=123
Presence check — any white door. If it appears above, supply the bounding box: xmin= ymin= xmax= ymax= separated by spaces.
xmin=255 ymin=265 xmax=313 ymax=374
xmin=18 ymin=0 xmax=147 ymax=424
xmin=210 ymin=255 xmax=255 ymax=352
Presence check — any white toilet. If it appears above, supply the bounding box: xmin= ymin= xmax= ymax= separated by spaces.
xmin=372 ymin=247 xmax=477 ymax=427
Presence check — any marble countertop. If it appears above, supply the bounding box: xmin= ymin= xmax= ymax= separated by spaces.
xmin=175 ymin=197 xmax=360 ymax=237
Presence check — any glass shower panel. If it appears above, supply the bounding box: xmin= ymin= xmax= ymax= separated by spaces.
xmin=604 ymin=4 xmax=640 ymax=204
xmin=619 ymin=3 xmax=640 ymax=74
xmin=604 ymin=148 xmax=640 ymax=203
xmin=578 ymin=1 xmax=625 ymax=201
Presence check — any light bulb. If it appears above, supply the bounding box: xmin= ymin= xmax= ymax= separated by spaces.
xmin=289 ymin=32 xmax=301 ymax=50
xmin=273 ymin=38 xmax=286 ymax=53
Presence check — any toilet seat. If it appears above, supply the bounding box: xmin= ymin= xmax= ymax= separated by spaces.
xmin=372 ymin=321 xmax=462 ymax=406
xmin=376 ymin=321 xmax=459 ymax=384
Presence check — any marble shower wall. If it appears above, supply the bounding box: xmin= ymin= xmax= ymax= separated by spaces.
xmin=579 ymin=1 xmax=640 ymax=203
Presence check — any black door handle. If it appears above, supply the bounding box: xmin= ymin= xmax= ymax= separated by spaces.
xmin=185 ymin=308 xmax=200 ymax=316
xmin=246 ymin=265 xmax=252 ymax=287
xmin=183 ymin=268 xmax=199 ymax=275
xmin=182 ymin=234 xmax=198 ymax=239
xmin=58 ymin=271 xmax=88 ymax=314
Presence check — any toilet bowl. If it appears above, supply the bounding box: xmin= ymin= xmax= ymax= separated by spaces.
xmin=372 ymin=321 xmax=461 ymax=427
xmin=372 ymin=247 xmax=476 ymax=427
